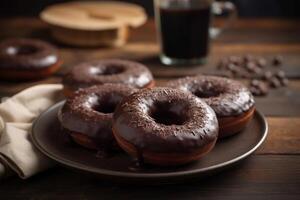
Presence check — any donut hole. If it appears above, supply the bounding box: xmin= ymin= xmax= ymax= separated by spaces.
xmin=92 ymin=65 xmax=125 ymax=76
xmin=192 ymin=88 xmax=222 ymax=98
xmin=92 ymin=101 xmax=117 ymax=114
xmin=89 ymin=94 xmax=123 ymax=114
xmin=149 ymin=100 xmax=189 ymax=126
xmin=6 ymin=45 xmax=38 ymax=56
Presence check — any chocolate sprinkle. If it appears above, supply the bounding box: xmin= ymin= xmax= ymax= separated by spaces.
xmin=113 ymin=87 xmax=218 ymax=153
xmin=63 ymin=59 xmax=153 ymax=92
xmin=166 ymin=75 xmax=255 ymax=117
xmin=58 ymin=84 xmax=137 ymax=150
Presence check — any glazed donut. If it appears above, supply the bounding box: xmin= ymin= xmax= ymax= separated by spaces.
xmin=58 ymin=84 xmax=137 ymax=151
xmin=0 ymin=38 xmax=61 ymax=80
xmin=166 ymin=75 xmax=255 ymax=138
xmin=112 ymin=87 xmax=219 ymax=166
xmin=62 ymin=59 xmax=154 ymax=97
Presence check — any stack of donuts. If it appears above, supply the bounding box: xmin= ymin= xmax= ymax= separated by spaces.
xmin=58 ymin=59 xmax=255 ymax=166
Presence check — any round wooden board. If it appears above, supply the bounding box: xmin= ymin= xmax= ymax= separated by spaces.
xmin=40 ymin=1 xmax=147 ymax=47
xmin=40 ymin=1 xmax=147 ymax=30
xmin=32 ymin=101 xmax=268 ymax=184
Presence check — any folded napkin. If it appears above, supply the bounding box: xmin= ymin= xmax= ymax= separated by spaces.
xmin=0 ymin=84 xmax=63 ymax=179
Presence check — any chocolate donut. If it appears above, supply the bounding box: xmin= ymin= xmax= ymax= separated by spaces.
xmin=0 ymin=38 xmax=61 ymax=80
xmin=62 ymin=59 xmax=154 ymax=97
xmin=58 ymin=84 xmax=137 ymax=151
xmin=166 ymin=75 xmax=255 ymax=138
xmin=112 ymin=87 xmax=219 ymax=166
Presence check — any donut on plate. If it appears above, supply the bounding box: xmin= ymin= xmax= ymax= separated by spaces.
xmin=0 ymin=38 xmax=61 ymax=80
xmin=62 ymin=59 xmax=154 ymax=97
xmin=166 ymin=75 xmax=255 ymax=138
xmin=112 ymin=87 xmax=219 ymax=166
xmin=58 ymin=84 xmax=137 ymax=151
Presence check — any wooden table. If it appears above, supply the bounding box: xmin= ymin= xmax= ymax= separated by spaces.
xmin=0 ymin=18 xmax=300 ymax=199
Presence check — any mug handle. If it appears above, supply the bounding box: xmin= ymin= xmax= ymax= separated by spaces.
xmin=210 ymin=1 xmax=237 ymax=39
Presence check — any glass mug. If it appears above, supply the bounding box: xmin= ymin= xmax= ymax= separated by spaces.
xmin=154 ymin=0 xmax=236 ymax=65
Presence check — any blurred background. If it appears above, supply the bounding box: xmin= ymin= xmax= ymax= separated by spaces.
xmin=0 ymin=0 xmax=300 ymax=18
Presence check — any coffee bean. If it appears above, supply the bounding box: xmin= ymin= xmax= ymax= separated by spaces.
xmin=227 ymin=63 xmax=237 ymax=71
xmin=250 ymin=79 xmax=260 ymax=87
xmin=256 ymin=58 xmax=267 ymax=68
xmin=281 ymin=78 xmax=289 ymax=86
xmin=250 ymin=86 xmax=261 ymax=96
xmin=275 ymin=70 xmax=286 ymax=79
xmin=272 ymin=55 xmax=283 ymax=66
xmin=246 ymin=62 xmax=257 ymax=73
xmin=269 ymin=77 xmax=281 ymax=88
xmin=263 ymin=71 xmax=273 ymax=80
xmin=253 ymin=67 xmax=262 ymax=75
xmin=259 ymin=83 xmax=269 ymax=95
xmin=249 ymin=80 xmax=269 ymax=96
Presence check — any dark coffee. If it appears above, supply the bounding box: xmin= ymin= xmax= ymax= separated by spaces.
xmin=158 ymin=6 xmax=211 ymax=60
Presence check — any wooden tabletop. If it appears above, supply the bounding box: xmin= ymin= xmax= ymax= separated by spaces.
xmin=1 ymin=18 xmax=300 ymax=199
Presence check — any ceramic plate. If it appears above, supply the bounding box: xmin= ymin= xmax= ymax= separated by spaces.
xmin=32 ymin=101 xmax=268 ymax=184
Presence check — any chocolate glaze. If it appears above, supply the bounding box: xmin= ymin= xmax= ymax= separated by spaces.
xmin=63 ymin=59 xmax=153 ymax=92
xmin=113 ymin=87 xmax=219 ymax=154
xmin=0 ymin=38 xmax=58 ymax=69
xmin=166 ymin=75 xmax=255 ymax=117
xmin=58 ymin=84 xmax=137 ymax=151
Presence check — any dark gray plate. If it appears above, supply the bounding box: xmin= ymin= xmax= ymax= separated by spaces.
xmin=31 ymin=101 xmax=268 ymax=184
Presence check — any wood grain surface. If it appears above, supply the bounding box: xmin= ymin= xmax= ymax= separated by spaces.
xmin=1 ymin=18 xmax=300 ymax=116
xmin=0 ymin=17 xmax=300 ymax=199
xmin=1 ymin=156 xmax=299 ymax=200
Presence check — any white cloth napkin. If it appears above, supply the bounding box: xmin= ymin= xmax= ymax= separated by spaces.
xmin=0 ymin=84 xmax=63 ymax=179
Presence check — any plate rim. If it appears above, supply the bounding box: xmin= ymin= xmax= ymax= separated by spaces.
xmin=31 ymin=101 xmax=268 ymax=178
